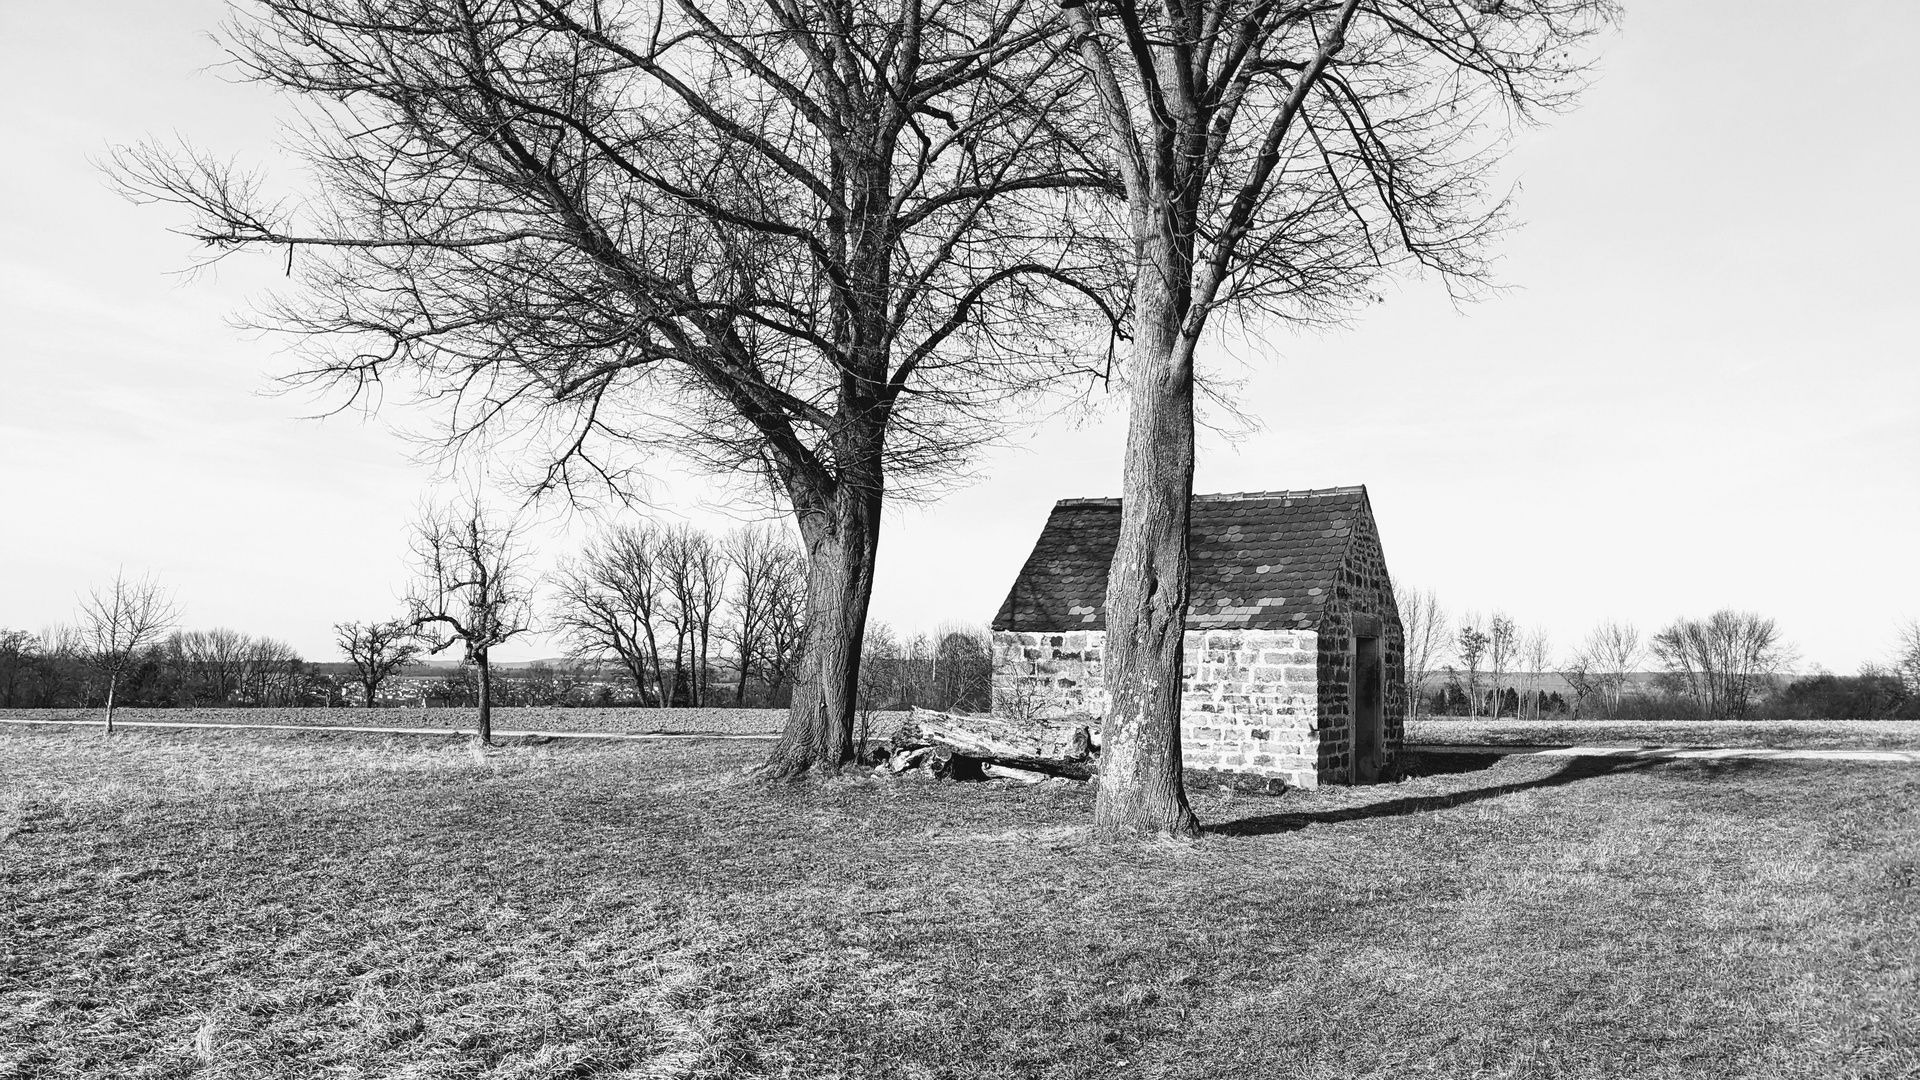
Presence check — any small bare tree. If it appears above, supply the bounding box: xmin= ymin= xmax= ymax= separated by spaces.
xmin=1579 ymin=619 xmax=1643 ymax=718
xmin=76 ymin=570 xmax=180 ymax=733
xmin=335 ymin=620 xmax=422 ymax=707
xmin=1520 ymin=626 xmax=1552 ymax=721
xmin=1454 ymin=617 xmax=1490 ymax=720
xmin=1487 ymin=612 xmax=1518 ymax=719
xmin=407 ymin=500 xmax=536 ymax=744
xmin=1396 ymin=586 xmax=1450 ymax=722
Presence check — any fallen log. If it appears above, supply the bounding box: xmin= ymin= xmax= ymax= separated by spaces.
xmin=897 ymin=708 xmax=1097 ymax=782
xmin=981 ymin=762 xmax=1051 ymax=784
xmin=898 ymin=708 xmax=1094 ymax=759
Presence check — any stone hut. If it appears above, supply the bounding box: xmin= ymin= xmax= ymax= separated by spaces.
xmin=990 ymin=486 xmax=1405 ymax=790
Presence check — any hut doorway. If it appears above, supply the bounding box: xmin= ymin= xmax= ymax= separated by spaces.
xmin=1354 ymin=631 xmax=1385 ymax=783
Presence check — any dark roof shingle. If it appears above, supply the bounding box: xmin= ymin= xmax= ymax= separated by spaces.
xmin=991 ymin=487 xmax=1368 ymax=632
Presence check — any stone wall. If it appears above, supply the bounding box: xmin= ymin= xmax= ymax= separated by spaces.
xmin=992 ymin=627 xmax=1323 ymax=790
xmin=1313 ymin=500 xmax=1408 ymax=783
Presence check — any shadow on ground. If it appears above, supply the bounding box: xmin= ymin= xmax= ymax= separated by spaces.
xmin=1402 ymin=749 xmax=1507 ymax=777
xmin=1210 ymin=756 xmax=1662 ymax=837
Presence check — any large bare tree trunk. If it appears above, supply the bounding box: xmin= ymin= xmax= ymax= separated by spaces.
xmin=104 ymin=677 xmax=118 ymax=736
xmin=1095 ymin=269 xmax=1201 ymax=839
xmin=762 ymin=481 xmax=882 ymax=779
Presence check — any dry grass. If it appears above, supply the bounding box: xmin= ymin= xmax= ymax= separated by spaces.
xmin=1409 ymin=717 xmax=1920 ymax=751
xmin=2 ymin=727 xmax=1915 ymax=1079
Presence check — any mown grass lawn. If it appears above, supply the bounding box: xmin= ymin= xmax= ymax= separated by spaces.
xmin=2 ymin=729 xmax=1915 ymax=1080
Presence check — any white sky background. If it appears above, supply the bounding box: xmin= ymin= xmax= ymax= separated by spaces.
xmin=2 ymin=1 xmax=1916 ymax=672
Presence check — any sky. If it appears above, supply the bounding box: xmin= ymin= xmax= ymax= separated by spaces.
xmin=2 ymin=1 xmax=1916 ymax=672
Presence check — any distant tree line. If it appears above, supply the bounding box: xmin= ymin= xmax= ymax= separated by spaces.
xmin=6 ymin=514 xmax=999 ymax=728
xmin=1399 ymin=588 xmax=1920 ymax=722
xmin=0 ymin=624 xmax=332 ymax=710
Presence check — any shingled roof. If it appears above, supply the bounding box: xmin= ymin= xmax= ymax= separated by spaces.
xmin=991 ymin=487 xmax=1371 ymax=632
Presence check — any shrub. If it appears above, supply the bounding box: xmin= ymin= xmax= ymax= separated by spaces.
xmin=1761 ymin=674 xmax=1918 ymax=721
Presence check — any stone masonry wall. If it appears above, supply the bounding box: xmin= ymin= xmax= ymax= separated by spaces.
xmin=992 ymin=627 xmax=1323 ymax=790
xmin=1314 ymin=500 xmax=1408 ymax=783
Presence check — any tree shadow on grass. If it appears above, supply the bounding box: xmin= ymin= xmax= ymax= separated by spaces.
xmin=1208 ymin=756 xmax=1663 ymax=837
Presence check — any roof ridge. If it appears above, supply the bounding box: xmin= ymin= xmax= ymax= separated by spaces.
xmin=1055 ymin=485 xmax=1364 ymax=509
xmin=1195 ymin=486 xmax=1365 ymax=501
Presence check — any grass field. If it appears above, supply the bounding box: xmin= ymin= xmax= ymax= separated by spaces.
xmin=2 ymin=728 xmax=1916 ymax=1079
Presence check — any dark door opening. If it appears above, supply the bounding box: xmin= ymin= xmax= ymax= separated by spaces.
xmin=1354 ymin=633 xmax=1385 ymax=783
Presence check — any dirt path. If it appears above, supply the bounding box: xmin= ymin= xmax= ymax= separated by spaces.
xmin=0 ymin=717 xmax=778 ymax=741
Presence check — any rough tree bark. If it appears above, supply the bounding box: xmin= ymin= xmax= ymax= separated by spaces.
xmin=762 ymin=473 xmax=883 ymax=778
xmin=1098 ymin=266 xmax=1201 ymax=836
xmin=476 ymin=649 xmax=494 ymax=746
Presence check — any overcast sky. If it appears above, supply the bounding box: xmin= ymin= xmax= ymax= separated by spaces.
xmin=3 ymin=1 xmax=1916 ymax=672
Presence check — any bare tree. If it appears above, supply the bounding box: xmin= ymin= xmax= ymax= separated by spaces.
xmin=933 ymin=624 xmax=994 ymax=713
xmin=1453 ymin=616 xmax=1489 ymax=720
xmin=1520 ymin=626 xmax=1552 ymax=721
xmin=0 ymin=630 xmax=36 ymax=708
xmin=1576 ymin=619 xmax=1643 ymax=718
xmin=76 ymin=570 xmax=180 ymax=733
xmin=1487 ymin=612 xmax=1518 ymax=719
xmin=1059 ymin=0 xmax=1616 ymax=834
xmin=335 ymin=620 xmax=423 ymax=707
xmin=237 ymin=635 xmax=306 ymax=705
xmin=1396 ymin=586 xmax=1449 ymax=722
xmin=1559 ymin=648 xmax=1600 ymax=720
xmin=757 ymin=553 xmax=809 ymax=707
xmin=719 ymin=524 xmax=804 ymax=705
xmin=110 ymin=0 xmax=1117 ymax=779
xmin=1650 ymin=611 xmax=1793 ymax=721
xmin=406 ymin=499 xmax=536 ymax=744
xmin=1896 ymin=618 xmax=1920 ymax=696
xmin=31 ymin=625 xmax=88 ymax=709
xmin=656 ymin=525 xmax=726 ymax=706
xmin=553 ymin=523 xmax=670 ymax=706
xmin=689 ymin=532 xmax=729 ymax=706
xmin=167 ymin=628 xmax=253 ymax=704
xmin=857 ymin=621 xmax=904 ymax=759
